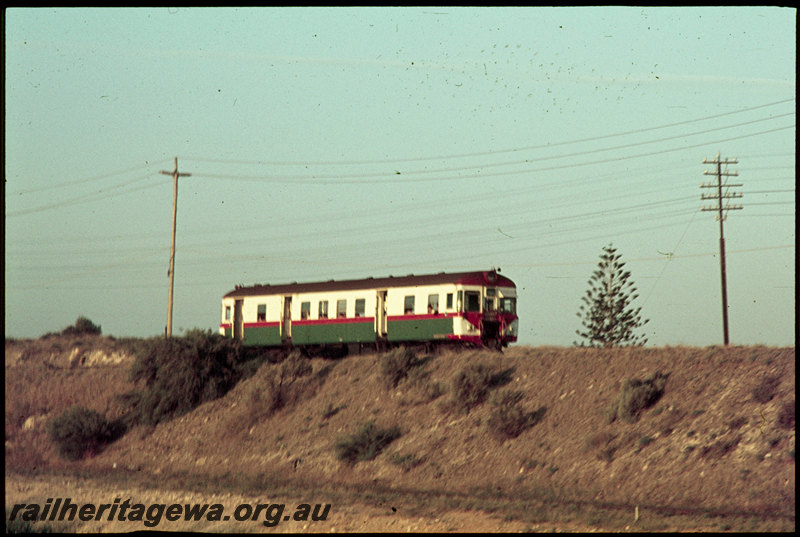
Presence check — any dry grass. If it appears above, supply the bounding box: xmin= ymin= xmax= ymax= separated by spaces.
xmin=5 ymin=339 xmax=795 ymax=531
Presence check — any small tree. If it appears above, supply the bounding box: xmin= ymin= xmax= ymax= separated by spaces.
xmin=575 ymin=243 xmax=649 ymax=348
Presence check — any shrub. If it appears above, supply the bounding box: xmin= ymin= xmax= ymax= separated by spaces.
xmin=263 ymin=352 xmax=314 ymax=414
xmin=47 ymin=406 xmax=126 ymax=461
xmin=638 ymin=435 xmax=654 ymax=448
xmin=120 ymin=329 xmax=246 ymax=426
xmin=335 ymin=422 xmax=401 ymax=464
xmin=487 ymin=389 xmax=532 ymax=440
xmin=584 ymin=431 xmax=617 ymax=462
xmin=752 ymin=376 xmax=780 ymax=404
xmin=449 ymin=362 xmax=512 ymax=412
xmin=606 ymin=371 xmax=669 ymax=423
xmin=699 ymin=435 xmax=741 ymax=459
xmin=389 ymin=452 xmax=423 ymax=472
xmin=727 ymin=415 xmax=748 ymax=431
xmin=380 ymin=346 xmax=421 ymax=388
xmin=777 ymin=400 xmax=795 ymax=430
xmin=61 ymin=316 xmax=102 ymax=336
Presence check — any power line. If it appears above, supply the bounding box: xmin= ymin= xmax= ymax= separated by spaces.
xmin=184 ymin=97 xmax=795 ymax=166
xmin=6 ymin=175 xmax=165 ymax=217
xmin=9 ymin=159 xmax=170 ymax=195
xmin=189 ymin=124 xmax=794 ymax=185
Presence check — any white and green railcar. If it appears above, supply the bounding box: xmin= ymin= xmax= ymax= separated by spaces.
xmin=220 ymin=270 xmax=518 ymax=350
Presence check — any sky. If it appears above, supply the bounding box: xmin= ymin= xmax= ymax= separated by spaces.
xmin=4 ymin=7 xmax=796 ymax=347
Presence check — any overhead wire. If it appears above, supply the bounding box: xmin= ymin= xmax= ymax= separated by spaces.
xmin=183 ymin=97 xmax=795 ymax=166
xmin=188 ymin=124 xmax=794 ymax=185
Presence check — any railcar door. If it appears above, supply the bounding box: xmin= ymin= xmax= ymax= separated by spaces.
xmin=233 ymin=299 xmax=243 ymax=341
xmin=281 ymin=296 xmax=292 ymax=344
xmin=376 ymin=290 xmax=388 ymax=340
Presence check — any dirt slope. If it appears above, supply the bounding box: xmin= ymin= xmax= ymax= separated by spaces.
xmin=5 ymin=340 xmax=795 ymax=532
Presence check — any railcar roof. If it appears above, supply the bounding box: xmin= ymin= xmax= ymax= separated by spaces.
xmin=223 ymin=270 xmax=514 ymax=298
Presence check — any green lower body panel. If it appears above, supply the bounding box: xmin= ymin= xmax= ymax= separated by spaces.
xmin=242 ymin=324 xmax=281 ymax=346
xmin=290 ymin=319 xmax=375 ymax=345
xmin=387 ymin=316 xmax=454 ymax=342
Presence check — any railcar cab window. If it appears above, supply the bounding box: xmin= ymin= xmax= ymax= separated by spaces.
xmin=484 ymin=288 xmax=496 ymax=312
xmin=404 ymin=295 xmax=415 ymax=314
xmin=257 ymin=304 xmax=266 ymax=322
xmin=446 ymin=293 xmax=454 ymax=310
xmin=427 ymin=294 xmax=439 ymax=314
xmin=319 ymin=301 xmax=329 ymax=319
xmin=355 ymin=298 xmax=366 ymax=317
xmin=300 ymin=302 xmax=311 ymax=320
xmin=500 ymin=297 xmax=516 ymax=314
xmin=225 ymin=305 xmax=231 ymax=321
xmin=465 ymin=291 xmax=481 ymax=312
xmin=337 ymin=299 xmax=347 ymax=318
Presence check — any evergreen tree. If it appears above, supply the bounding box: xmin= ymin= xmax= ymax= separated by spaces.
xmin=575 ymin=244 xmax=649 ymax=348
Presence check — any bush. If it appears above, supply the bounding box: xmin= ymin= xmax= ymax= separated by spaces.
xmin=335 ymin=422 xmax=401 ymax=465
xmin=120 ymin=329 xmax=247 ymax=426
xmin=380 ymin=347 xmax=422 ymax=388
xmin=606 ymin=371 xmax=669 ymax=423
xmin=487 ymin=389 xmax=534 ymax=440
xmin=449 ymin=362 xmax=512 ymax=413
xmin=389 ymin=452 xmax=423 ymax=472
xmin=777 ymin=400 xmax=795 ymax=430
xmin=47 ymin=406 xmax=125 ymax=461
xmin=752 ymin=376 xmax=780 ymax=404
xmin=699 ymin=435 xmax=741 ymax=459
xmin=61 ymin=316 xmax=102 ymax=336
xmin=263 ymin=351 xmax=314 ymax=413
xmin=584 ymin=431 xmax=617 ymax=462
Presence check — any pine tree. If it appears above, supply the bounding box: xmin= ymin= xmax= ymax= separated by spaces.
xmin=575 ymin=244 xmax=649 ymax=348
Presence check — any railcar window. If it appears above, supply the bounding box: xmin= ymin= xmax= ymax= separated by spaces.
xmin=257 ymin=304 xmax=266 ymax=321
xmin=465 ymin=291 xmax=481 ymax=312
xmin=225 ymin=306 xmax=231 ymax=321
xmin=319 ymin=301 xmax=329 ymax=319
xmin=446 ymin=293 xmax=453 ymax=310
xmin=427 ymin=294 xmax=439 ymax=314
xmin=404 ymin=295 xmax=415 ymax=315
xmin=300 ymin=302 xmax=310 ymax=320
xmin=500 ymin=297 xmax=516 ymax=314
xmin=337 ymin=299 xmax=347 ymax=318
xmin=355 ymin=298 xmax=365 ymax=317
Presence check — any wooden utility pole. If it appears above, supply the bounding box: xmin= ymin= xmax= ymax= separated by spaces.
xmin=160 ymin=157 xmax=191 ymax=338
xmin=701 ymin=153 xmax=742 ymax=346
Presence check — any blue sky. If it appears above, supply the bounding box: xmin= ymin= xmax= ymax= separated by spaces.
xmin=4 ymin=7 xmax=795 ymax=346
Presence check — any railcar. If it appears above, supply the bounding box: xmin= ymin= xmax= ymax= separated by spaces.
xmin=219 ymin=270 xmax=518 ymax=352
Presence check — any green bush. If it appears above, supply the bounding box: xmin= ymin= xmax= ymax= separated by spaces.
xmin=47 ymin=406 xmax=125 ymax=461
xmin=120 ymin=329 xmax=247 ymax=426
xmin=61 ymin=316 xmax=102 ymax=336
xmin=335 ymin=422 xmax=401 ymax=465
xmin=606 ymin=371 xmax=669 ymax=423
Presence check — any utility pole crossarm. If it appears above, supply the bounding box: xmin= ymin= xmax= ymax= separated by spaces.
xmin=159 ymin=157 xmax=192 ymax=338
